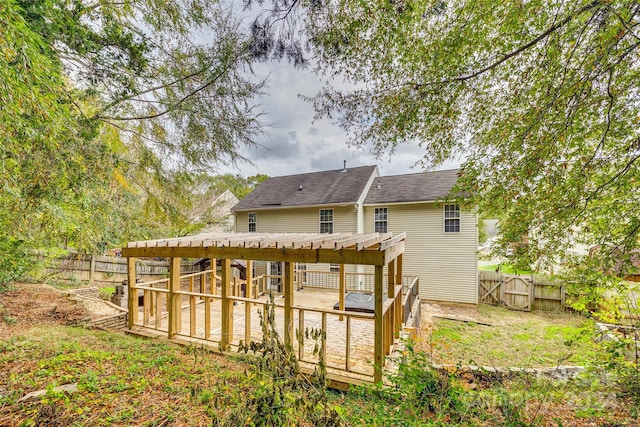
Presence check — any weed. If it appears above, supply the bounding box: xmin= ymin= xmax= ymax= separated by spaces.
xmin=98 ymin=287 xmax=115 ymax=300
xmin=79 ymin=370 xmax=99 ymax=393
xmin=218 ymin=293 xmax=344 ymax=426
xmin=2 ymin=315 xmax=16 ymax=325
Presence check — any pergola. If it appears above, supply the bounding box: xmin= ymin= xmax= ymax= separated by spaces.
xmin=122 ymin=232 xmax=408 ymax=384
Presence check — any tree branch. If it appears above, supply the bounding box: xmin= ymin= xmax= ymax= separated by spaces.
xmin=416 ymin=0 xmax=605 ymax=87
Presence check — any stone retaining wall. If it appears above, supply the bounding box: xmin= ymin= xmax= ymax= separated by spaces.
xmin=434 ymin=363 xmax=584 ymax=381
xmin=89 ymin=313 xmax=128 ymax=331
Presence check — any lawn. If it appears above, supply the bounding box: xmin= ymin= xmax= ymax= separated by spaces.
xmin=428 ymin=304 xmax=598 ymax=368
xmin=0 ymin=326 xmax=250 ymax=426
xmin=478 ymin=263 xmax=533 ymax=274
xmin=1 ymin=284 xmax=636 ymax=426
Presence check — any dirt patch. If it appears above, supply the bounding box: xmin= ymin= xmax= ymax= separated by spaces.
xmin=0 ymin=283 xmax=121 ymax=338
xmin=421 ymin=301 xmax=492 ymax=327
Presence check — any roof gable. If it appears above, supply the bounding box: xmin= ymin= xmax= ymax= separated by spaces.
xmin=231 ymin=165 xmax=377 ymax=211
xmin=364 ymin=169 xmax=460 ymax=204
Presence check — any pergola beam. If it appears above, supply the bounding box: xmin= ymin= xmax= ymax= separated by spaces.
xmin=122 ymin=246 xmax=389 ymax=266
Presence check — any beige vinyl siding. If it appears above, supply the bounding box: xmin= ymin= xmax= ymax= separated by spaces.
xmin=364 ymin=203 xmax=478 ymax=304
xmin=234 ymin=206 xmax=359 ymax=274
xmin=235 ymin=206 xmax=357 ymax=233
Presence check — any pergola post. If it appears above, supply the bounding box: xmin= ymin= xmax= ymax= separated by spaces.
xmin=127 ymin=257 xmax=137 ymax=329
xmin=221 ymin=258 xmax=232 ymax=350
xmin=245 ymin=259 xmax=253 ymax=344
xmin=374 ymin=264 xmax=384 ymax=383
xmin=283 ymin=261 xmax=294 ymax=347
xmin=339 ymin=263 xmax=346 ymax=321
xmin=168 ymin=257 xmax=181 ymax=338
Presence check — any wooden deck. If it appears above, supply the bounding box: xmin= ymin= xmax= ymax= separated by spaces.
xmin=130 ymin=286 xmax=382 ymax=382
xmin=123 ymin=232 xmax=415 ymax=384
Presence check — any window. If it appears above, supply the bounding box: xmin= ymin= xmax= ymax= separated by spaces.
xmin=319 ymin=209 xmax=333 ymax=233
xmin=330 ymin=263 xmax=340 ymax=273
xmin=444 ymin=204 xmax=461 ymax=233
xmin=374 ymin=207 xmax=388 ymax=233
xmin=248 ymin=212 xmax=256 ymax=232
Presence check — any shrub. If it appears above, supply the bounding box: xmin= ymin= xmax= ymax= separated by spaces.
xmin=0 ymin=238 xmax=33 ymax=290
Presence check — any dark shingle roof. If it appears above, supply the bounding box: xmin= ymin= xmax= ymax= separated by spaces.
xmin=231 ymin=165 xmax=377 ymax=211
xmin=364 ymin=169 xmax=460 ymax=204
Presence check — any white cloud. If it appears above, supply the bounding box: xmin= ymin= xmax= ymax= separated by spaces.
xmin=221 ymin=60 xmax=461 ymax=178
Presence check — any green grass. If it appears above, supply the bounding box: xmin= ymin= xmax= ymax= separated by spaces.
xmin=0 ymin=321 xmax=633 ymax=426
xmin=429 ymin=305 xmax=599 ymax=367
xmin=0 ymin=326 xmax=251 ymax=426
xmin=478 ymin=263 xmax=533 ymax=274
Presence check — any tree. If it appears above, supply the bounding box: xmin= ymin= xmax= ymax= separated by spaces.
xmin=253 ymin=0 xmax=640 ymax=277
xmin=0 ymin=0 xmax=266 ymax=283
xmin=15 ymin=0 xmax=265 ymax=169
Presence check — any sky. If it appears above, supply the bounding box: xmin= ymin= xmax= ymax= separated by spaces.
xmin=220 ymin=59 xmax=463 ymax=179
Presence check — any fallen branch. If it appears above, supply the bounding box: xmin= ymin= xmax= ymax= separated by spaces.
xmin=433 ymin=316 xmax=493 ymax=327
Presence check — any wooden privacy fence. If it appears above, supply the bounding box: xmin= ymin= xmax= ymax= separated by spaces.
xmin=479 ymin=270 xmax=566 ymax=311
xmin=43 ymin=255 xmax=172 ymax=286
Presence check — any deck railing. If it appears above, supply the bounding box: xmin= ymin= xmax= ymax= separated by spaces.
xmin=128 ymin=268 xmax=417 ymax=382
xmin=403 ymin=276 xmax=420 ymax=327
xmin=277 ymin=269 xmax=418 ymax=294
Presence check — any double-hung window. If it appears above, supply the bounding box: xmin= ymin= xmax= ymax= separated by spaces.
xmin=248 ymin=212 xmax=256 ymax=232
xmin=320 ymin=209 xmax=333 ymax=233
xmin=374 ymin=207 xmax=388 ymax=233
xmin=444 ymin=204 xmax=461 ymax=233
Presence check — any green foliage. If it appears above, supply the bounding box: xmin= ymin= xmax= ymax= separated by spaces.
xmin=0 ymin=0 xmax=267 ymax=284
xmin=0 ymin=235 xmax=33 ymax=287
xmin=260 ymin=0 xmax=640 ymax=282
xmin=347 ymin=343 xmax=471 ymax=425
xmin=1 ymin=309 xmax=637 ymax=425
xmin=14 ymin=0 xmax=265 ymax=169
xmin=220 ymin=295 xmax=343 ymax=426
xmin=581 ymin=328 xmax=640 ymax=416
xmin=0 ymin=326 xmax=252 ymax=425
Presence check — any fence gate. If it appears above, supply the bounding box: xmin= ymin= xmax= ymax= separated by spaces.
xmin=502 ymin=277 xmax=533 ymax=311
xmin=479 ymin=275 xmax=502 ymax=304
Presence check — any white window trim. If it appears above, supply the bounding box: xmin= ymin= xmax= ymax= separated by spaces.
xmin=319 ymin=208 xmax=334 ymax=233
xmin=374 ymin=207 xmax=388 ymax=233
xmin=248 ymin=212 xmax=256 ymax=232
xmin=443 ymin=203 xmax=461 ymax=234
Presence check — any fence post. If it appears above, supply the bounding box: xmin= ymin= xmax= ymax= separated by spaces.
xmin=127 ymin=257 xmax=137 ymax=329
xmin=89 ymin=255 xmax=96 ymax=284
xmin=210 ymin=258 xmax=217 ymax=295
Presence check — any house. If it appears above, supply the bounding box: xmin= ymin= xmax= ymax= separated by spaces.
xmin=231 ymin=164 xmax=478 ymax=304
